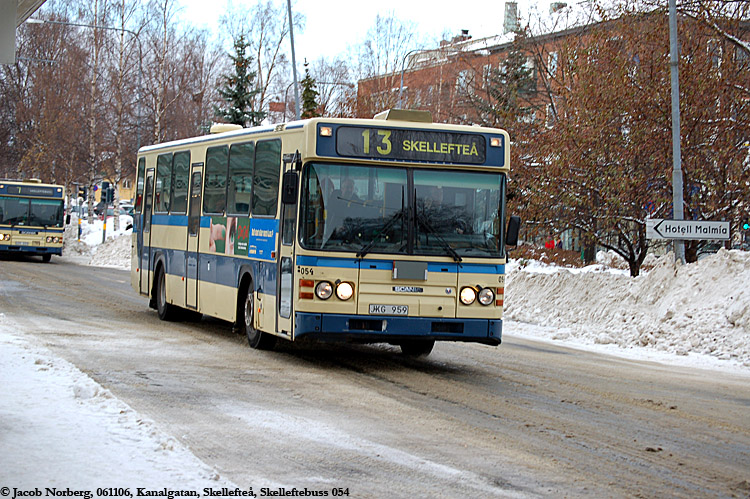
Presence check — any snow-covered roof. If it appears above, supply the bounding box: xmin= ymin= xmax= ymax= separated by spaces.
xmin=405 ymin=0 xmax=602 ymax=71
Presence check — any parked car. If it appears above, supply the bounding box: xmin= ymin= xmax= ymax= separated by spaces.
xmin=119 ymin=204 xmax=135 ymax=216
xmin=68 ymin=205 xmax=88 ymax=218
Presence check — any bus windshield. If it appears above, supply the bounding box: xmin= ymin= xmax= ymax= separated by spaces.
xmin=299 ymin=163 xmax=506 ymax=258
xmin=0 ymin=196 xmax=64 ymax=227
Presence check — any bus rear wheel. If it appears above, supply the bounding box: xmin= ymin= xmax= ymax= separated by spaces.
xmin=242 ymin=286 xmax=276 ymax=350
xmin=156 ymin=267 xmax=178 ymax=321
xmin=400 ymin=339 xmax=435 ymax=357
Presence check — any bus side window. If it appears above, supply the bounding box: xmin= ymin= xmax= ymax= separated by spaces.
xmin=228 ymin=142 xmax=254 ymax=216
xmin=155 ymin=153 xmax=173 ymax=213
xmin=188 ymin=172 xmax=202 ymax=237
xmin=171 ymin=151 xmax=190 ymax=214
xmin=135 ymin=157 xmax=145 ymax=213
xmin=253 ymin=139 xmax=281 ymax=217
xmin=204 ymin=146 xmax=228 ymax=215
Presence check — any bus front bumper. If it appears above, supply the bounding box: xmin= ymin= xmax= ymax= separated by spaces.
xmin=294 ymin=312 xmax=502 ymax=346
xmin=0 ymin=244 xmax=62 ymax=256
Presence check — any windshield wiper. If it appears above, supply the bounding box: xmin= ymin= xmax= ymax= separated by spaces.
xmin=356 ymin=209 xmax=405 ymax=259
xmin=415 ymin=212 xmax=463 ymax=264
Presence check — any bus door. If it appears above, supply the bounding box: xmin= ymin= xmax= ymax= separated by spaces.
xmin=277 ymin=168 xmax=297 ymax=336
xmin=185 ymin=165 xmax=203 ymax=309
xmin=139 ymin=170 xmax=155 ymax=295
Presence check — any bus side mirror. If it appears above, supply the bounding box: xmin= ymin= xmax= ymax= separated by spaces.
xmin=282 ymin=170 xmax=298 ymax=205
xmin=506 ymin=216 xmax=521 ymax=246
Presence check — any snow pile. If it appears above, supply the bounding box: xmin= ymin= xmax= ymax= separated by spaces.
xmin=505 ymin=249 xmax=750 ymax=367
xmin=72 ymin=220 xmax=750 ymax=370
xmin=0 ymin=325 xmax=234 ymax=488
xmin=90 ymin=231 xmax=132 ymax=269
xmin=64 ymin=215 xmax=132 ymax=269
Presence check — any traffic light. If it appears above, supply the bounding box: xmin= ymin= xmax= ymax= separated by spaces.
xmin=78 ymin=186 xmax=87 ymax=199
xmin=101 ymin=181 xmax=114 ymax=204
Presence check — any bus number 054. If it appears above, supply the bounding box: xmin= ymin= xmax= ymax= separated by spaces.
xmin=297 ymin=266 xmax=314 ymax=276
xmin=362 ymin=129 xmax=392 ymax=155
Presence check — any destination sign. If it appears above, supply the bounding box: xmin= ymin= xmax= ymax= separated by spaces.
xmin=1 ymin=185 xmax=60 ymax=197
xmin=336 ymin=126 xmax=487 ymax=164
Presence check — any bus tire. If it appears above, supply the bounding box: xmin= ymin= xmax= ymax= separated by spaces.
xmin=242 ymin=285 xmax=276 ymax=350
xmin=400 ymin=339 xmax=435 ymax=357
xmin=41 ymin=254 xmax=51 ymax=263
xmin=156 ymin=267 xmax=178 ymax=321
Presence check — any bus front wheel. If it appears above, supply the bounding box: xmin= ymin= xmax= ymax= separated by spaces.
xmin=41 ymin=254 xmax=51 ymax=263
xmin=242 ymin=286 xmax=276 ymax=350
xmin=156 ymin=267 xmax=178 ymax=321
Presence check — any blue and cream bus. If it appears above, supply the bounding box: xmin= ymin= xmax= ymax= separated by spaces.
xmin=131 ymin=110 xmax=519 ymax=355
xmin=0 ymin=179 xmax=66 ymax=263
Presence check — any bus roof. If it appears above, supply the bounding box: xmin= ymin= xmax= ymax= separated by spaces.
xmin=138 ymin=112 xmax=510 ymax=170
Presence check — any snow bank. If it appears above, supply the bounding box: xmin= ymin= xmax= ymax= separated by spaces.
xmin=64 ymin=216 xmax=132 ymax=269
xmin=69 ymin=220 xmax=750 ymax=371
xmin=506 ymin=249 xmax=750 ymax=367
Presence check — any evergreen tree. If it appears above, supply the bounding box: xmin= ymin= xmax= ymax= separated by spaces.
xmin=300 ymin=60 xmax=320 ymax=119
xmin=214 ymin=35 xmax=265 ymax=127
xmin=482 ymin=43 xmax=535 ymax=125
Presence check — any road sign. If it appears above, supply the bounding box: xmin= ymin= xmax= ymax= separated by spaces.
xmin=646 ymin=219 xmax=730 ymax=240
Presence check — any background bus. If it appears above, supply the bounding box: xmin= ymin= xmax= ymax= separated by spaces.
xmin=0 ymin=179 xmax=67 ymax=263
xmin=131 ymin=110 xmax=519 ymax=356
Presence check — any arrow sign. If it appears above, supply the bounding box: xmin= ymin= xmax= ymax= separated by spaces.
xmin=646 ymin=219 xmax=730 ymax=240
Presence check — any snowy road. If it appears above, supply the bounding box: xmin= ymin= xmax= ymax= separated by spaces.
xmin=1 ymin=256 xmax=749 ymax=497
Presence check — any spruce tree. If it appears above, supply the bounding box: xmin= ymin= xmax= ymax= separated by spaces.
xmin=481 ymin=42 xmax=535 ymax=125
xmin=215 ymin=35 xmax=266 ymax=127
xmin=300 ymin=60 xmax=320 ymax=119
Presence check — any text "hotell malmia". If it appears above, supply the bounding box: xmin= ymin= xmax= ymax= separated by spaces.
xmin=662 ymin=223 xmax=728 ymax=236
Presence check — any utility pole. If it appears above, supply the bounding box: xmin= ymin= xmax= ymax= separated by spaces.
xmin=286 ymin=0 xmax=300 ymax=121
xmin=669 ymin=0 xmax=686 ymax=264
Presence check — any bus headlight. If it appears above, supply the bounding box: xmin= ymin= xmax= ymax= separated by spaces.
xmin=335 ymin=281 xmax=354 ymax=301
xmin=1 ymin=234 xmax=10 ymax=241
xmin=459 ymin=287 xmax=477 ymax=305
xmin=315 ymin=281 xmax=333 ymax=300
xmin=478 ymin=287 xmax=495 ymax=306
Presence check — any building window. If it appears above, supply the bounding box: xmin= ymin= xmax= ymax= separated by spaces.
xmin=548 ymin=51 xmax=558 ymax=77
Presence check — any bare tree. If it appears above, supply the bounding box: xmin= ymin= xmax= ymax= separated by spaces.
xmin=354 ymin=12 xmax=418 ymax=116
xmin=309 ymin=57 xmax=356 ymax=118
xmin=106 ymin=0 xmax=143 ymax=230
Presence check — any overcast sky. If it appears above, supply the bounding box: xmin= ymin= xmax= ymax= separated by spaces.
xmin=181 ymin=0 xmax=537 ymax=61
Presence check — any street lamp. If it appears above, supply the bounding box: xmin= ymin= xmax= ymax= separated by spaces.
xmin=398 ymin=48 xmax=425 ymax=109
xmin=283 ymin=81 xmax=298 ymax=122
xmin=398 ymin=46 xmax=460 ymax=108
xmin=26 ymin=18 xmax=144 ymax=150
